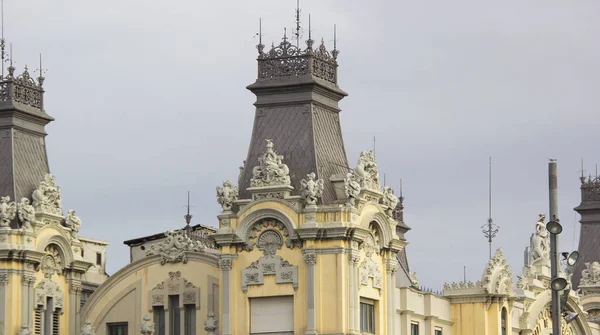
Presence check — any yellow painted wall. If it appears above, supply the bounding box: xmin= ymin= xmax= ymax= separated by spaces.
xmin=451 ymin=301 xmax=509 ymax=335
xmin=81 ymin=254 xmax=220 ymax=335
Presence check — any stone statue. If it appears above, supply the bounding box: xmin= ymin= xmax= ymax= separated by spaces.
xmin=581 ymin=262 xmax=600 ymax=286
xmin=64 ymin=210 xmax=82 ymax=239
xmin=32 ymin=174 xmax=62 ymax=215
xmin=0 ymin=196 xmax=16 ymax=227
xmin=81 ymin=320 xmax=95 ymax=335
xmin=344 ymin=173 xmax=361 ymax=206
xmin=381 ymin=186 xmax=398 ymax=216
xmin=530 ymin=214 xmax=550 ymax=264
xmin=353 ymin=150 xmax=380 ymax=191
xmin=204 ymin=312 xmax=218 ymax=335
xmin=17 ymin=198 xmax=35 ymax=230
xmin=300 ymin=172 xmax=324 ymax=206
xmin=140 ymin=315 xmax=154 ymax=335
xmin=250 ymin=139 xmax=291 ymax=187
xmin=18 ymin=324 xmax=31 ymax=335
xmin=409 ymin=272 xmax=419 ymax=287
xmin=216 ymin=181 xmax=238 ymax=211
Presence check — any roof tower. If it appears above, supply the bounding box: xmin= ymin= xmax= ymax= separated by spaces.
xmin=238 ymin=7 xmax=350 ymax=203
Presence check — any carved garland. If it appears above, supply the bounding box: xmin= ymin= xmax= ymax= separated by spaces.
xmin=149 ymin=271 xmax=200 ymax=310
xmin=241 ymin=229 xmax=298 ymax=293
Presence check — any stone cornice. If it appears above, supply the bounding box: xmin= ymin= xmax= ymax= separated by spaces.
xmin=0 ymin=249 xmax=45 ymax=263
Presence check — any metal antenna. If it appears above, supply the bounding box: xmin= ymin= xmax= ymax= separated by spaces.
xmin=184 ymin=191 xmax=193 ymax=226
xmin=295 ymin=0 xmax=301 ymax=48
xmin=482 ymin=157 xmax=499 ymax=259
xmin=373 ymin=136 xmax=376 ymax=159
xmin=1 ymin=0 xmax=4 ymax=78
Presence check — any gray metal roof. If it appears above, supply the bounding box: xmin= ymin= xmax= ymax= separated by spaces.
xmin=571 ymin=180 xmax=600 ymax=289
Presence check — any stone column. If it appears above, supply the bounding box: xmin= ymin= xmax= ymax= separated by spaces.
xmin=219 ymin=254 xmax=236 ymax=335
xmin=348 ymin=248 xmax=360 ymax=335
xmin=67 ymin=276 xmax=83 ymax=335
xmin=385 ymin=256 xmax=398 ymax=335
xmin=303 ymin=249 xmax=317 ymax=335
xmin=0 ymin=271 xmax=8 ymax=335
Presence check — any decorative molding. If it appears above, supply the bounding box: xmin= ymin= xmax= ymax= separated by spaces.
xmin=146 ymin=229 xmax=208 ymax=265
xmin=0 ymin=65 xmax=45 ymax=109
xmin=45 ymin=244 xmax=64 ymax=275
xmin=303 ymin=249 xmax=317 ymax=266
xmin=32 ymin=174 xmax=63 ymax=216
xmin=241 ymin=254 xmax=298 ymax=293
xmin=35 ymin=278 xmax=64 ymax=311
xmin=238 ymin=219 xmax=300 ymax=253
xmin=481 ymin=248 xmax=514 ymax=296
xmin=149 ymin=271 xmax=200 ymax=310
xmin=581 ymin=262 xmax=600 ymax=286
xmin=218 ymin=258 xmax=233 ymax=271
xmin=359 ymin=258 xmax=382 ymax=294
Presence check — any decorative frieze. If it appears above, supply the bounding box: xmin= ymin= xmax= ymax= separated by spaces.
xmin=146 ymin=229 xmax=208 ymax=265
xmin=149 ymin=271 xmax=200 ymax=310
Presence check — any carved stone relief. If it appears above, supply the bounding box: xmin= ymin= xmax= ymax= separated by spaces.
xmin=146 ymin=229 xmax=208 ymax=265
xmin=45 ymin=245 xmax=64 ymax=275
xmin=250 ymin=139 xmax=291 ymax=187
xmin=0 ymin=196 xmax=16 ymax=227
xmin=32 ymin=174 xmax=63 ymax=215
xmin=300 ymin=172 xmax=324 ymax=206
xmin=34 ymin=278 xmax=64 ymax=311
xmin=353 ymin=150 xmax=380 ymax=191
xmin=581 ymin=261 xmax=600 ymax=286
xmin=17 ymin=198 xmax=35 ymax=230
xmin=241 ymin=229 xmax=298 ymax=293
xmin=216 ymin=181 xmax=238 ymax=212
xmin=64 ymin=210 xmax=82 ymax=239
xmin=380 ymin=186 xmax=398 ymax=217
xmin=149 ymin=271 xmax=200 ymax=310
xmin=359 ymin=258 xmax=382 ymax=294
xmin=343 ymin=173 xmax=360 ymax=207
xmin=238 ymin=219 xmax=300 ymax=253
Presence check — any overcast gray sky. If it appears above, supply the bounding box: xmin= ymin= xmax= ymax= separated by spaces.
xmin=6 ymin=0 xmax=599 ymax=289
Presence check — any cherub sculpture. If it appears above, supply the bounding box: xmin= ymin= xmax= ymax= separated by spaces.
xmin=300 ymin=172 xmax=324 ymax=206
xmin=18 ymin=198 xmax=35 ymax=230
xmin=344 ymin=173 xmax=361 ymax=206
xmin=64 ymin=210 xmax=82 ymax=239
xmin=0 ymin=196 xmax=16 ymax=227
xmin=216 ymin=181 xmax=238 ymax=212
xmin=381 ymin=186 xmax=398 ymax=216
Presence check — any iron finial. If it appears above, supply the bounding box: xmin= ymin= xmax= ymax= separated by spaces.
xmin=184 ymin=191 xmax=193 ymax=225
xmin=306 ymin=13 xmax=313 ymax=51
xmin=36 ymin=53 xmax=45 ymax=86
xmin=256 ymin=18 xmax=264 ymax=55
xmin=332 ymin=24 xmax=339 ymax=60
xmin=1 ymin=0 xmax=4 ymax=78
xmin=295 ymin=0 xmax=301 ymax=48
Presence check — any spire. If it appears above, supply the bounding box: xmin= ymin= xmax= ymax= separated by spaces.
xmin=242 ymin=5 xmax=349 ymax=203
xmin=0 ymin=5 xmax=53 ymax=228
xmin=481 ymin=157 xmax=499 ymax=259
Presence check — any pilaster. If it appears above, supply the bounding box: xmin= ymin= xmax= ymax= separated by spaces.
xmin=0 ymin=271 xmax=8 ymax=335
xmin=347 ymin=246 xmax=361 ymax=335
xmin=67 ymin=273 xmax=83 ymax=335
xmin=21 ymin=269 xmax=36 ymax=328
xmin=303 ymin=249 xmax=317 ymax=335
xmin=219 ymin=254 xmax=237 ymax=335
xmin=385 ymin=255 xmax=399 ymax=335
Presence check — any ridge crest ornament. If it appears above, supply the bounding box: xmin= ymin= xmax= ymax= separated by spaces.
xmin=216 ymin=181 xmax=238 ymax=212
xmin=32 ymin=174 xmax=63 ymax=215
xmin=300 ymin=172 xmax=324 ymax=206
xmin=250 ymin=139 xmax=291 ymax=187
xmin=0 ymin=196 xmax=16 ymax=227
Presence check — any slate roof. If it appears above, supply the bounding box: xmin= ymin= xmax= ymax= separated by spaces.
xmin=572 ymin=201 xmax=600 ymax=289
xmin=239 ymin=70 xmax=350 ymax=204
xmin=0 ymin=102 xmax=53 ymax=228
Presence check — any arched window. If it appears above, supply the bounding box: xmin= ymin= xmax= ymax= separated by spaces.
xmin=501 ymin=307 xmax=508 ymax=335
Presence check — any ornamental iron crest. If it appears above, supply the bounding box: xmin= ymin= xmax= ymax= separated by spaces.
xmin=581 ymin=175 xmax=600 ymax=204
xmin=0 ymin=65 xmax=45 ymax=109
xmin=250 ymin=139 xmax=291 ymax=188
xmin=32 ymin=174 xmax=63 ymax=216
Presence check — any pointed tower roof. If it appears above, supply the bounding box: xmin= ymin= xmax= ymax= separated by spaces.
xmin=0 ymin=28 xmax=53 ymax=228
xmin=239 ymin=14 xmax=350 ymax=203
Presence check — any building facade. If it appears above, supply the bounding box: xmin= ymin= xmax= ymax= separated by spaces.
xmin=0 ymin=56 xmax=109 ymax=334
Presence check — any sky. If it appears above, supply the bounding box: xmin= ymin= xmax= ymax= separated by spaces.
xmin=4 ymin=0 xmax=599 ymax=290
